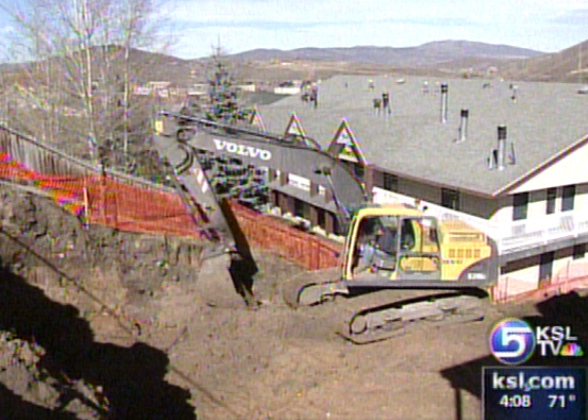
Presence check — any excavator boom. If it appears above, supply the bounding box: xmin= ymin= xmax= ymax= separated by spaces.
xmin=156 ymin=112 xmax=367 ymax=226
xmin=152 ymin=111 xmax=367 ymax=306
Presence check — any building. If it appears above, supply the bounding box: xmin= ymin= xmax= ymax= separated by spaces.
xmin=256 ymin=74 xmax=588 ymax=293
xmin=274 ymin=81 xmax=303 ymax=95
xmin=237 ymin=83 xmax=257 ymax=93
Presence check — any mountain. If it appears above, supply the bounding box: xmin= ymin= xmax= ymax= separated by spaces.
xmin=0 ymin=46 xmax=200 ymax=86
xmin=4 ymin=39 xmax=587 ymax=87
xmin=499 ymin=40 xmax=588 ymax=82
xmin=228 ymin=40 xmax=543 ymax=68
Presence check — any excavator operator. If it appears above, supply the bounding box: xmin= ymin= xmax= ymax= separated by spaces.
xmin=355 ymin=217 xmax=398 ymax=273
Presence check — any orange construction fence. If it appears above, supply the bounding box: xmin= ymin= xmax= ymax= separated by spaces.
xmin=230 ymin=203 xmax=342 ymax=270
xmin=0 ymin=151 xmax=206 ymax=238
xmin=0 ymin=150 xmax=342 ymax=270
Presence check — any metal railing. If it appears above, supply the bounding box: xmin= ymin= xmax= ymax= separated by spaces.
xmin=372 ymin=187 xmax=588 ymax=255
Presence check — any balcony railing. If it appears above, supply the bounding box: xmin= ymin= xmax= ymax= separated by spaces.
xmin=372 ymin=187 xmax=588 ymax=255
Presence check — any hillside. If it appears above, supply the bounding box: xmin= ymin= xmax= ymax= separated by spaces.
xmin=3 ymin=39 xmax=587 ymax=92
xmin=0 ymin=46 xmax=200 ymax=86
xmin=500 ymin=40 xmax=588 ymax=82
xmin=229 ymin=40 xmax=543 ymax=67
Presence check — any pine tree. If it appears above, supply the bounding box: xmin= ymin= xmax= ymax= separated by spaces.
xmin=202 ymin=46 xmax=266 ymax=207
xmin=206 ymin=46 xmax=239 ymax=122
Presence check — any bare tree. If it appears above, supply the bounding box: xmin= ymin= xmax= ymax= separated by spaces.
xmin=0 ymin=0 xmax=171 ymax=166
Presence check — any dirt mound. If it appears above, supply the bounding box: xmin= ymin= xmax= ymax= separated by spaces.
xmin=0 ymin=186 xmax=205 ymax=296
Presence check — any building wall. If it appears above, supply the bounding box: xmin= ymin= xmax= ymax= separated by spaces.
xmin=576 ymin=183 xmax=588 ymax=211
xmin=510 ymin=138 xmax=588 ymax=192
xmin=274 ymin=86 xmax=301 ymax=95
xmin=374 ymin=169 xmax=502 ymax=219
xmin=490 ymin=182 xmax=588 ymax=223
xmin=501 ymin=254 xmax=540 ymax=293
xmin=459 ymin=192 xmax=501 ymax=219
xmin=499 ymin=243 xmax=588 ymax=294
xmin=238 ymin=84 xmax=256 ymax=92
xmin=397 ymin=177 xmax=439 ymax=203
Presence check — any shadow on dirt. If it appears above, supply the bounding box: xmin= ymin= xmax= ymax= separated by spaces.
xmin=0 ymin=264 xmax=196 ymax=419
xmin=0 ymin=381 xmax=77 ymax=420
xmin=440 ymin=291 xmax=588 ymax=420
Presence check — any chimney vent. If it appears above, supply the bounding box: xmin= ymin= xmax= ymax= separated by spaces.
xmin=488 ymin=125 xmax=516 ymax=170
xmin=497 ymin=125 xmax=507 ymax=170
xmin=440 ymin=83 xmax=448 ymax=123
xmin=456 ymin=108 xmax=469 ymax=143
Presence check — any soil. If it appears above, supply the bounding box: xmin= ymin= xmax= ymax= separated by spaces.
xmin=1 ymin=185 xmax=587 ymax=420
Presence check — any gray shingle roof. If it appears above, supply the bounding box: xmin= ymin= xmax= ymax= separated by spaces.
xmin=258 ymin=75 xmax=588 ymax=197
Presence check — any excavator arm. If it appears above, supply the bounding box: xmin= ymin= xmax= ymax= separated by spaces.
xmin=152 ymin=111 xmax=367 ymax=305
xmin=155 ymin=111 xmax=367 ymax=224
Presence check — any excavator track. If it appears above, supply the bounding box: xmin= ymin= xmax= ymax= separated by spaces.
xmin=339 ymin=294 xmax=486 ymax=345
xmin=282 ymin=269 xmax=490 ymax=345
xmin=281 ymin=267 xmax=343 ymax=308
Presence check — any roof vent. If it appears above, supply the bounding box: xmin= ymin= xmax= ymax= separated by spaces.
xmin=488 ymin=125 xmax=516 ymax=170
xmin=440 ymin=83 xmax=448 ymax=123
xmin=454 ymin=109 xmax=469 ymax=143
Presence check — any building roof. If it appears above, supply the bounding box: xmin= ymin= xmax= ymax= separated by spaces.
xmin=258 ymin=75 xmax=588 ymax=197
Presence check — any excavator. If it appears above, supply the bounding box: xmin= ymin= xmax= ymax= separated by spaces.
xmin=153 ymin=111 xmax=499 ymax=344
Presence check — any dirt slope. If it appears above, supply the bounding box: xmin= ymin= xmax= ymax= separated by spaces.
xmin=1 ymin=185 xmax=587 ymax=420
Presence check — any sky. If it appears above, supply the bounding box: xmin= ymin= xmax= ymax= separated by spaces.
xmin=164 ymin=0 xmax=588 ymax=59
xmin=0 ymin=0 xmax=586 ymax=60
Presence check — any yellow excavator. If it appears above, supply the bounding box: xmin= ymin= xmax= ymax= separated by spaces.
xmin=153 ymin=111 xmax=498 ymax=344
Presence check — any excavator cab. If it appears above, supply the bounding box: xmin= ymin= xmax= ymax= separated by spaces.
xmin=342 ymin=204 xmax=497 ymax=287
xmin=347 ymin=211 xmax=442 ymax=281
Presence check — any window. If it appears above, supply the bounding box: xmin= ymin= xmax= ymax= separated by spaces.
xmin=382 ymin=173 xmax=398 ymax=192
xmin=512 ymin=192 xmax=529 ymax=221
xmin=573 ymin=244 xmax=586 ymax=260
xmin=293 ymin=198 xmax=307 ymax=218
xmin=317 ymin=209 xmax=326 ymax=229
xmin=539 ymin=251 xmax=554 ymax=285
xmin=546 ymin=188 xmax=556 ymax=214
xmin=441 ymin=188 xmax=460 ymax=210
xmin=561 ymin=185 xmax=575 ymax=212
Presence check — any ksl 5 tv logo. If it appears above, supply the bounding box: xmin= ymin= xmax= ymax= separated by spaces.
xmin=489 ymin=318 xmax=585 ymax=365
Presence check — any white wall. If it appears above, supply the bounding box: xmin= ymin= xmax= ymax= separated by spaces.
xmin=274 ymin=86 xmax=301 ymax=95
xmin=489 ymin=196 xmax=512 ymax=224
xmin=498 ymin=243 xmax=588 ymax=295
xmin=500 ymin=255 xmax=541 ymax=294
xmin=511 ymin=138 xmax=588 ymax=193
xmin=492 ymin=183 xmax=588 ymax=224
